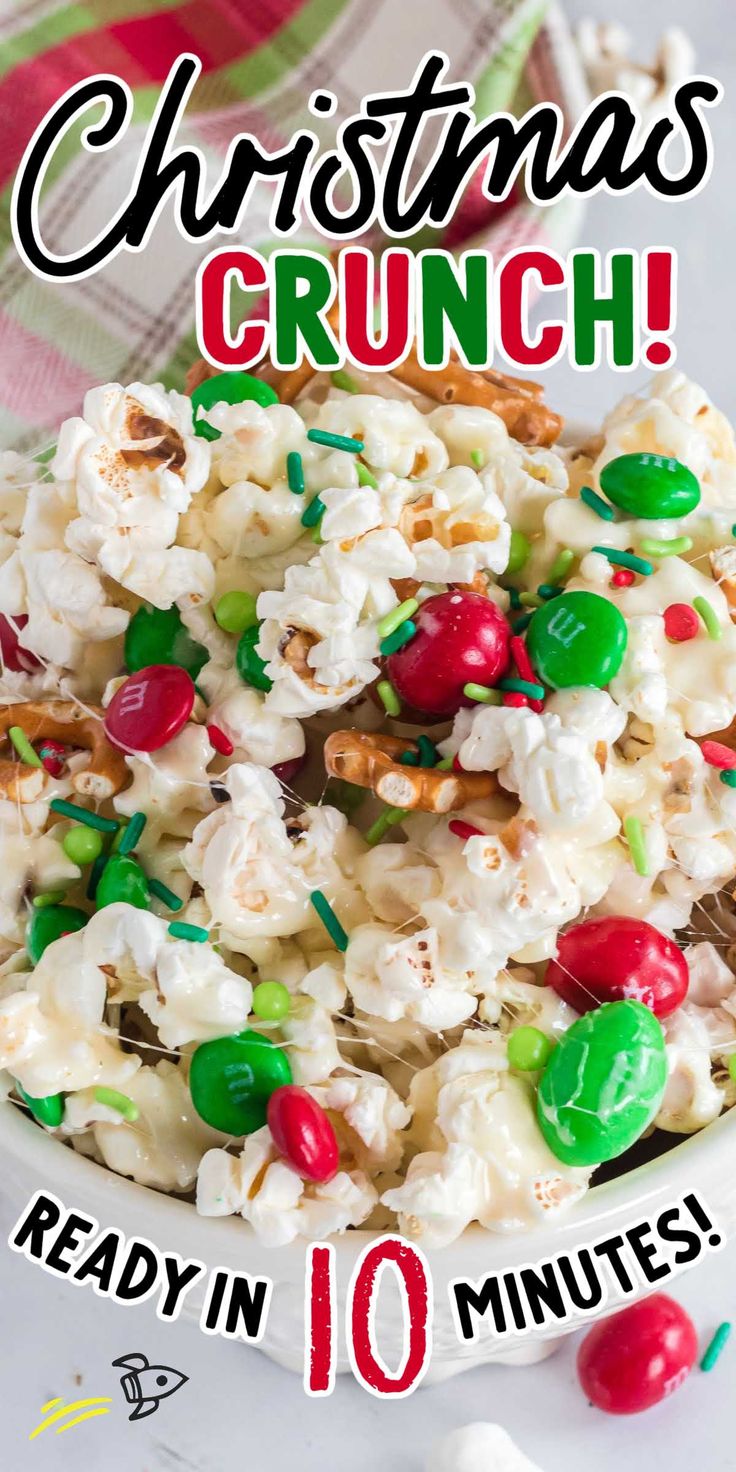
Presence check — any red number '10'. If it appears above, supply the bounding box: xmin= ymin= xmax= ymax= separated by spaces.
xmin=305 ymin=1237 xmax=432 ymax=1397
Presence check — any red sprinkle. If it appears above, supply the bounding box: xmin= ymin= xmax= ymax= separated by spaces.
xmin=449 ymin=819 xmax=483 ymax=841
xmin=509 ymin=634 xmax=543 ymax=711
xmin=664 ymin=602 xmax=700 ymax=642
xmin=207 ymin=723 xmax=234 ymax=756
xmin=453 ymin=752 xmax=465 ymax=772
xmin=701 ymin=740 xmax=736 ymax=771
xmin=612 ymin=567 xmax=636 ymax=587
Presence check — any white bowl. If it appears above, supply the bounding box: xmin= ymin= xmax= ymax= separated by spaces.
xmin=2 ymin=1098 xmax=733 ymax=1382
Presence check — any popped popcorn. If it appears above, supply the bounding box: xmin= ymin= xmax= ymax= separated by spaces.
xmin=3 ymin=360 xmax=736 ymax=1255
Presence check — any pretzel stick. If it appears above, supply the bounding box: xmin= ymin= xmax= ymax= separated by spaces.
xmin=389 ymin=346 xmax=562 ymax=446
xmin=324 ymin=729 xmax=497 ymax=814
xmin=0 ymin=702 xmax=128 ymax=803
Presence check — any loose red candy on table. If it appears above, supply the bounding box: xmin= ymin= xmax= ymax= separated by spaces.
xmin=104 ymin=665 xmax=195 ymax=753
xmin=386 ymin=591 xmax=511 ymax=718
xmin=267 ymin=1085 xmax=339 ymax=1183
xmin=577 ymin=1295 xmax=697 ymax=1414
xmin=0 ymin=613 xmax=42 ymax=673
xmin=545 ymin=916 xmax=688 ymax=1019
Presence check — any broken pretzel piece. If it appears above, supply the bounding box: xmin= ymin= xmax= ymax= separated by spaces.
xmin=324 ymin=729 xmax=497 ymax=814
xmin=0 ymin=702 xmax=128 ymax=804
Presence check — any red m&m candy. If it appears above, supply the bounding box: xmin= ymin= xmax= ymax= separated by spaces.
xmin=104 ymin=665 xmax=195 ymax=753
xmin=545 ymin=916 xmax=688 ymax=1019
xmin=386 ymin=591 xmax=511 ymax=719
xmin=267 ymin=1085 xmax=339 ymax=1183
xmin=0 ymin=613 xmax=42 ymax=673
xmin=577 ymin=1295 xmax=697 ymax=1414
xmin=271 ymin=752 xmax=307 ymax=787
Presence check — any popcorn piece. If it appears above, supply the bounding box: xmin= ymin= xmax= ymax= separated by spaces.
xmin=346 ymin=923 xmax=480 ymax=1029
xmin=197 ymin=1128 xmax=377 ymax=1244
xmin=63 ymin=1061 xmax=225 ymax=1191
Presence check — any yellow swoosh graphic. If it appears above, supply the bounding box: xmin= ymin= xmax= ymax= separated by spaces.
xmin=29 ymin=1398 xmax=113 ymax=1441
xmin=56 ymin=1408 xmax=112 ymax=1435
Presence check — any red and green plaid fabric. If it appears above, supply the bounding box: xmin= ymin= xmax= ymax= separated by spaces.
xmin=0 ymin=0 xmax=587 ymax=450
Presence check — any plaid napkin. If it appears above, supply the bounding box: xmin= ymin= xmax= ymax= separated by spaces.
xmin=0 ymin=0 xmax=587 ymax=450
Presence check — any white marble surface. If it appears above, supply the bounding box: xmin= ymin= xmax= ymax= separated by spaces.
xmin=4 ymin=2 xmax=736 ymax=1469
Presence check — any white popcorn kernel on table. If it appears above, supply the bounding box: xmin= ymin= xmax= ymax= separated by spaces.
xmin=313 ymin=1071 xmax=410 ymax=1171
xmin=455 ymin=704 xmax=608 ymax=831
xmin=113 ymin=724 xmax=216 ymax=837
xmin=278 ymin=995 xmax=345 ymax=1086
xmin=202 ymin=677 xmax=305 ymax=770
xmin=196 ymin=1128 xmax=377 ymax=1245
xmin=0 ymin=990 xmax=140 ymax=1099
xmin=578 ymin=21 xmax=695 ymax=124
xmin=428 ymin=1423 xmax=544 ymax=1472
xmin=399 ymin=467 xmax=510 ymax=584
xmin=63 ymin=1061 xmax=226 ymax=1191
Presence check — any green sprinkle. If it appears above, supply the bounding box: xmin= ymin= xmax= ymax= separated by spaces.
xmin=32 ymin=890 xmax=66 ymax=909
xmin=580 ymin=485 xmax=615 ymax=520
xmin=356 ymin=462 xmax=378 ymax=489
xmin=592 ymin=546 xmax=653 ymax=576
xmin=286 ymin=450 xmax=305 ymax=494
xmin=700 ymin=1322 xmax=732 ymax=1372
xmin=8 ymin=726 xmax=42 ymax=768
xmin=548 ymin=548 xmax=575 ymax=583
xmin=93 ymin=1086 xmax=139 ymax=1123
xmin=507 ymin=529 xmax=530 ymax=574
xmin=377 ymin=680 xmax=401 ymax=717
xmin=624 ymin=815 xmax=649 ymax=876
xmin=537 ymin=584 xmax=563 ymax=600
xmin=148 ymin=877 xmax=184 ymax=911
xmin=379 ymin=619 xmax=416 ymax=656
xmin=309 ymin=889 xmax=349 ymax=950
xmin=720 ymin=770 xmax=736 ymax=789
xmin=417 ymin=735 xmax=437 ymax=768
xmin=364 ymin=808 xmax=408 ymax=847
xmin=331 ymin=369 xmax=359 ymax=394
xmin=499 ymin=678 xmax=545 ymax=699
xmin=508 ymin=587 xmax=522 ymax=610
xmin=639 ymin=535 xmax=693 ymax=558
xmin=519 ymin=592 xmax=543 ymax=608
xmin=301 ymin=495 xmax=325 ymax=528
xmin=311 ymin=526 xmax=323 ymax=545
xmin=463 ymin=683 xmax=503 ymax=705
xmin=693 ymin=595 xmax=722 ymax=640
xmin=307 ymin=429 xmax=364 ymax=454
xmin=117 ymin=811 xmax=146 ymax=856
xmin=511 ymin=611 xmax=534 ymax=634
xmin=87 ymin=854 xmax=107 ymax=900
xmin=377 ymin=599 xmax=419 ymax=639
xmin=470 ymin=449 xmax=484 ymax=468
xmin=49 ymin=800 xmax=119 ymax=834
xmin=728 ymin=1052 xmax=736 ymax=1082
xmin=168 ymin=921 xmax=210 ymax=943
xmin=399 ymin=750 xmax=420 ymax=765
xmin=732 ymin=525 xmax=736 ymax=539
xmin=435 ymin=756 xmax=454 ymax=770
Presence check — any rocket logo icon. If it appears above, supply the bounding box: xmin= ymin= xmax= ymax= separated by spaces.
xmin=112 ymin=1353 xmax=188 ymax=1421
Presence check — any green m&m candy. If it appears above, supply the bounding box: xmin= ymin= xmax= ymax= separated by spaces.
xmin=18 ymin=1084 xmax=64 ymax=1128
xmin=599 ymin=453 xmax=701 ymax=520
xmin=26 ymin=904 xmax=87 ymax=965
xmin=124 ymin=605 xmax=208 ymax=680
xmin=236 ymin=622 xmax=272 ymax=692
xmin=537 ymin=1000 xmax=667 ymax=1167
xmin=190 ymin=371 xmax=279 ymax=442
xmin=95 ymin=854 xmax=150 ymax=911
xmin=527 ymin=590 xmax=627 ymax=689
xmin=189 ymin=1029 xmax=293 ymax=1135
